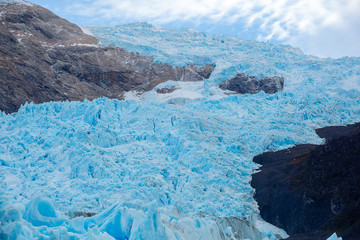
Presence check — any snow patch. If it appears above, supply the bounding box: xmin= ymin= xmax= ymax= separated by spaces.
xmin=80 ymin=26 xmax=96 ymax=38
xmin=125 ymin=80 xmax=207 ymax=103
xmin=342 ymin=75 xmax=360 ymax=91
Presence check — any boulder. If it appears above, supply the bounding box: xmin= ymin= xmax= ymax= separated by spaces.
xmin=219 ymin=73 xmax=284 ymax=94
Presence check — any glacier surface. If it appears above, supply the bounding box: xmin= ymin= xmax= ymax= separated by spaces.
xmin=87 ymin=23 xmax=360 ymax=97
xmin=1 ymin=23 xmax=360 ymax=239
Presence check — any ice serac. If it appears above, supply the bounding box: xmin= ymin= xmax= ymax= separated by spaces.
xmin=219 ymin=73 xmax=284 ymax=94
xmin=327 ymin=233 xmax=343 ymax=240
xmin=0 ymin=3 xmax=214 ymax=113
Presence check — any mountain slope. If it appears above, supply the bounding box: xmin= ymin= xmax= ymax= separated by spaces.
xmin=0 ymin=1 xmax=214 ymax=113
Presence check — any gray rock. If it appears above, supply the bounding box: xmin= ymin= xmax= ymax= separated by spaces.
xmin=219 ymin=73 xmax=284 ymax=94
xmin=156 ymin=86 xmax=178 ymax=94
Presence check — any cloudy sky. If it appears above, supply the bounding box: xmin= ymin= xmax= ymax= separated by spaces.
xmin=30 ymin=0 xmax=359 ymax=59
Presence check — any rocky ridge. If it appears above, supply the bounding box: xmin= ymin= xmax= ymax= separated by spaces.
xmin=251 ymin=122 xmax=360 ymax=240
xmin=0 ymin=2 xmax=215 ymax=113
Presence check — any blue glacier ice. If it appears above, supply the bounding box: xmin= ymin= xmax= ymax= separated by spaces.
xmin=326 ymin=233 xmax=342 ymax=240
xmin=1 ymin=23 xmax=360 ymax=239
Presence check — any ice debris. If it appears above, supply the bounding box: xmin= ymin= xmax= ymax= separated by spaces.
xmin=0 ymin=196 xmax=277 ymax=239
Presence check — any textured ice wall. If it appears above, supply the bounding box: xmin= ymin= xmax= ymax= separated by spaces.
xmin=1 ymin=24 xmax=360 ymax=239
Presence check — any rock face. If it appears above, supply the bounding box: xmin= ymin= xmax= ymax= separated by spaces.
xmin=219 ymin=73 xmax=284 ymax=94
xmin=156 ymin=86 xmax=178 ymax=94
xmin=251 ymin=122 xmax=360 ymax=240
xmin=0 ymin=2 xmax=215 ymax=113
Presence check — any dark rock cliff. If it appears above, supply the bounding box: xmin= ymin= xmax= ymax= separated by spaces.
xmin=219 ymin=73 xmax=284 ymax=94
xmin=0 ymin=2 xmax=215 ymax=113
xmin=251 ymin=122 xmax=360 ymax=239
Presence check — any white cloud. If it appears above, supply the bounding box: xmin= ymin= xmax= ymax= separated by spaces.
xmin=68 ymin=0 xmax=360 ymax=58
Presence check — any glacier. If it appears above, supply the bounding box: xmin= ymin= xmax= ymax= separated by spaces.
xmin=1 ymin=22 xmax=360 ymax=239
xmin=87 ymin=23 xmax=360 ymax=97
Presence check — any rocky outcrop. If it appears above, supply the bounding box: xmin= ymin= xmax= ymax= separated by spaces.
xmin=251 ymin=122 xmax=360 ymax=240
xmin=219 ymin=73 xmax=284 ymax=94
xmin=0 ymin=1 xmax=98 ymax=46
xmin=0 ymin=2 xmax=215 ymax=113
xmin=156 ymin=86 xmax=178 ymax=94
